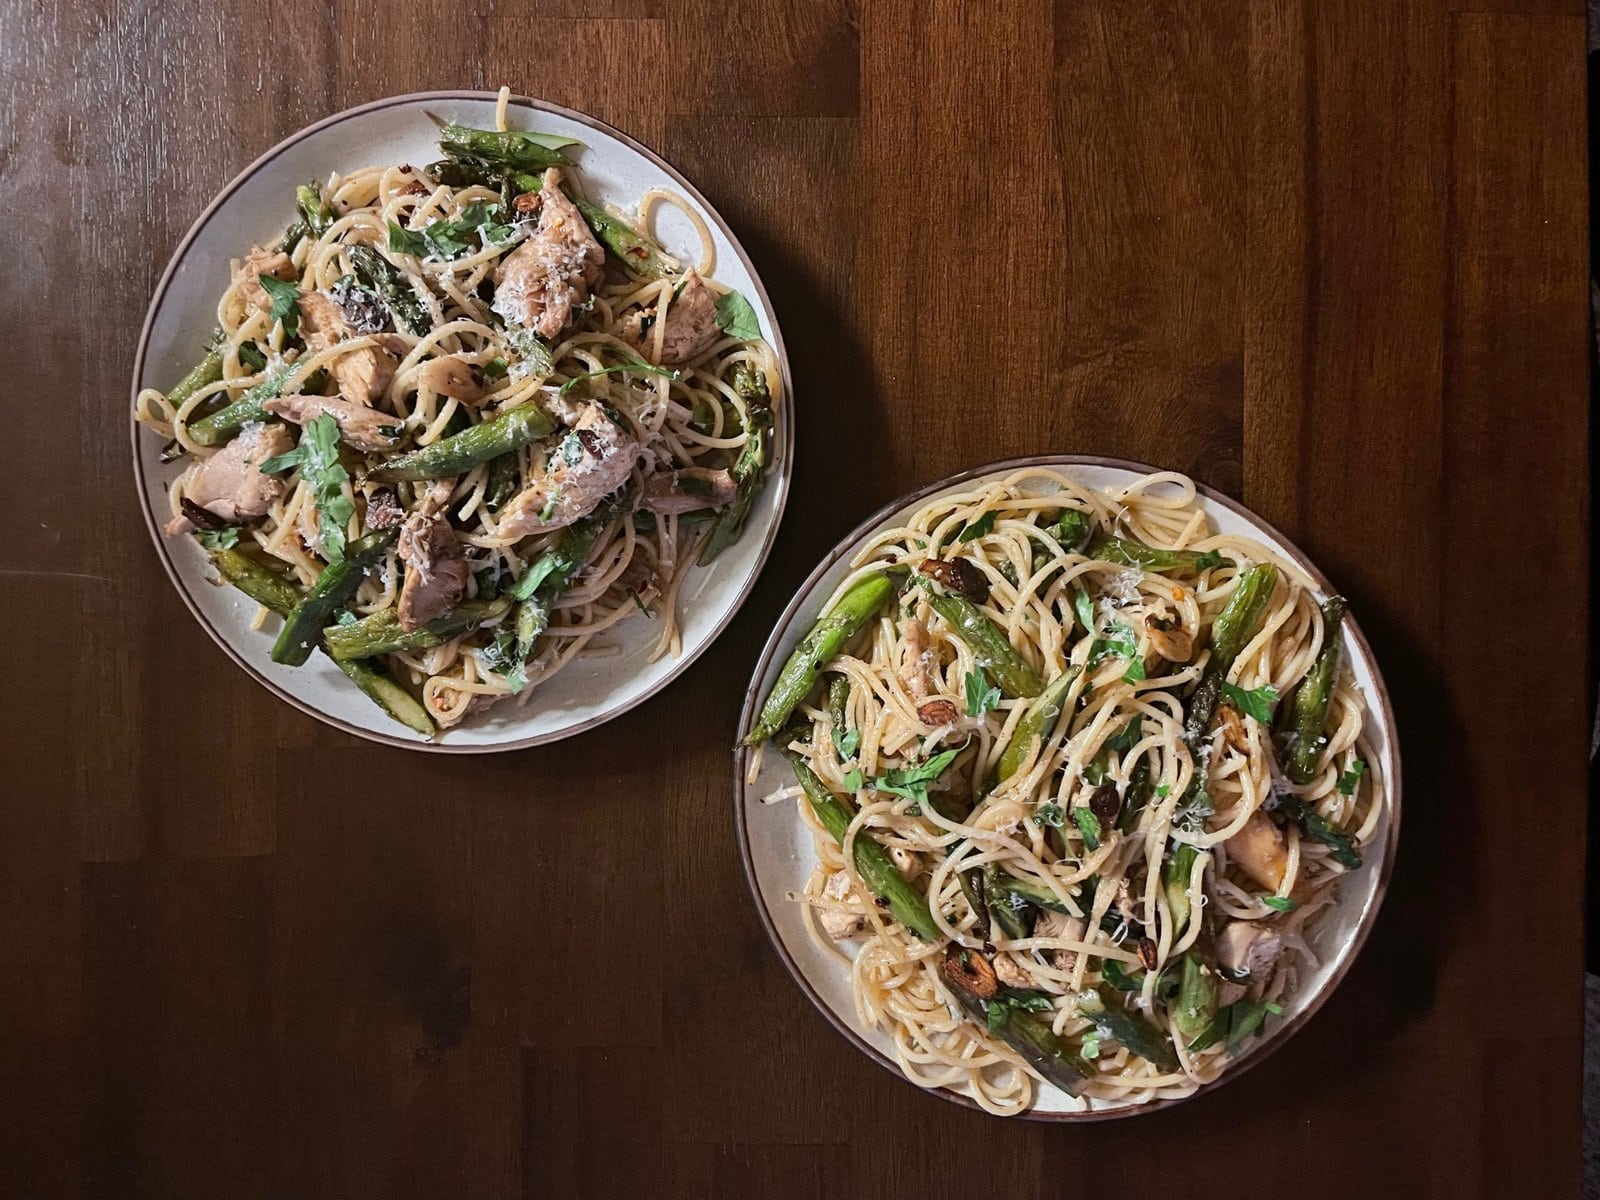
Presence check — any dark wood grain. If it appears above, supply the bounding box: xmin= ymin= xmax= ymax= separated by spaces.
xmin=0 ymin=0 xmax=1588 ymax=1196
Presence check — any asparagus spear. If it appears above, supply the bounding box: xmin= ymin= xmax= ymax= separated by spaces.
xmin=826 ymin=674 xmax=850 ymax=743
xmin=437 ymin=122 xmax=575 ymax=172
xmin=991 ymin=667 xmax=1081 ymax=787
xmin=296 ymin=182 xmax=335 ymax=235
xmin=210 ymin=548 xmax=434 ymax=736
xmin=166 ymin=346 xmax=224 ymax=413
xmin=484 ymin=451 xmax=521 ymax=513
xmin=985 ymin=871 xmax=1078 ymax=916
xmin=1162 ymin=843 xmax=1199 ymax=936
xmin=187 ymin=363 xmax=297 ymax=447
xmin=271 ymin=528 xmax=397 ymax=665
xmin=1173 ymin=953 xmax=1220 ymax=1039
xmin=940 ymin=948 xmax=1090 ymax=1095
xmin=1273 ymin=796 xmax=1362 ymax=869
xmin=570 ymin=194 xmax=672 ymax=278
xmin=324 ymin=597 xmax=512 ymax=660
xmin=1186 ymin=997 xmax=1282 ymax=1054
xmin=1282 ymin=596 xmax=1347 ymax=783
xmin=984 ymin=863 xmax=1035 ymax=939
xmin=922 ymin=588 xmax=1045 ymax=699
xmin=1182 ymin=563 xmax=1279 ymax=750
xmin=370 ymin=404 xmax=555 ymax=482
xmin=1087 ymin=533 xmax=1224 ymax=575
xmin=958 ymin=868 xmax=990 ymax=939
xmin=210 ymin=548 xmax=302 ymax=615
xmin=504 ymin=509 xmax=614 ymax=657
xmin=1076 ymin=986 xmax=1179 ymax=1072
xmin=699 ymin=362 xmax=775 ymax=565
xmin=743 ymin=570 xmax=900 ymax=746
xmin=783 ymin=749 xmax=941 ymax=942
xmin=345 ymin=244 xmax=431 ymax=336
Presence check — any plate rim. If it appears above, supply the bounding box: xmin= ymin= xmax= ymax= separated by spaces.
xmin=129 ymin=89 xmax=796 ymax=753
xmin=731 ymin=452 xmax=1403 ymax=1121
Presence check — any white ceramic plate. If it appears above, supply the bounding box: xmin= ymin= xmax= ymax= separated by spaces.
xmin=734 ymin=455 xmax=1400 ymax=1120
xmin=131 ymin=91 xmax=793 ymax=751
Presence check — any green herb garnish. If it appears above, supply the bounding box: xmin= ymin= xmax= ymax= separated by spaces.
xmin=1336 ymin=758 xmax=1368 ymax=795
xmin=256 ymin=413 xmax=353 ymax=562
xmin=1221 ymin=681 xmax=1279 ymax=724
xmin=712 ymin=288 xmax=761 ymax=340
xmin=964 ymin=668 xmax=1001 ymax=717
xmin=956 ymin=511 xmax=996 ymax=543
xmin=1071 ymin=806 xmax=1103 ymax=851
xmin=257 ymin=274 xmax=301 ymax=338
xmin=196 ymin=527 xmax=241 ymax=551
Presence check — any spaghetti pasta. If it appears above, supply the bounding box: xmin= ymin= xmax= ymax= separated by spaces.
xmin=754 ymin=467 xmax=1384 ymax=1115
xmin=136 ymin=105 xmax=778 ymax=735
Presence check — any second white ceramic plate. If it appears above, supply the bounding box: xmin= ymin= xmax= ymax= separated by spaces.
xmin=734 ymin=455 xmax=1399 ymax=1120
xmin=131 ymin=91 xmax=793 ymax=751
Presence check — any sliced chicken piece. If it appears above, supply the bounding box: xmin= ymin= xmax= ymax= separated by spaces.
xmin=397 ymin=507 xmax=470 ymax=631
xmin=994 ymin=954 xmax=1034 ymax=989
xmin=1216 ymin=921 xmax=1284 ymax=978
xmin=900 ymin=617 xmax=936 ymax=701
xmin=164 ymin=423 xmax=294 ymax=536
xmin=262 ymin=394 xmax=402 ymax=453
xmin=297 ymin=291 xmax=400 ymax=406
xmin=1033 ymin=909 xmax=1081 ymax=974
xmin=330 ymin=345 xmax=398 ymax=407
xmin=299 ymin=290 xmax=355 ymax=346
xmin=1228 ymin=810 xmax=1288 ymax=891
xmin=620 ymin=269 xmax=722 ymax=365
xmin=416 ymin=355 xmax=485 ymax=405
xmin=817 ymin=870 xmax=866 ymax=941
xmin=641 ymin=467 xmax=736 ymax=514
xmin=236 ymin=246 xmax=296 ymax=312
xmin=496 ymin=403 xmax=639 ymax=539
xmin=491 ymin=167 xmax=605 ymax=339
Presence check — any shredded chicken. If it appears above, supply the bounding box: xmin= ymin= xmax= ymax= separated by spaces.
xmin=818 ymin=870 xmax=866 ymax=941
xmin=641 ymin=467 xmax=736 ymax=514
xmin=164 ymin=423 xmax=294 ymax=536
xmin=900 ymin=617 xmax=936 ymax=701
xmin=397 ymin=507 xmax=470 ymax=631
xmin=298 ymin=291 xmax=402 ymax=406
xmin=1228 ymin=810 xmax=1288 ymax=891
xmin=491 ymin=167 xmax=604 ymax=339
xmin=620 ymin=269 xmax=722 ymax=365
xmin=262 ymin=394 xmax=401 ymax=452
xmin=415 ymin=355 xmax=485 ymax=405
xmin=236 ymin=245 xmax=295 ymax=312
xmin=496 ymin=403 xmax=639 ymax=538
xmin=994 ymin=955 xmax=1034 ymax=989
xmin=1033 ymin=909 xmax=1081 ymax=973
xmin=1217 ymin=922 xmax=1284 ymax=978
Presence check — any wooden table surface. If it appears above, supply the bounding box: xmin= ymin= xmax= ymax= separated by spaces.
xmin=1 ymin=1 xmax=1589 ymax=1197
